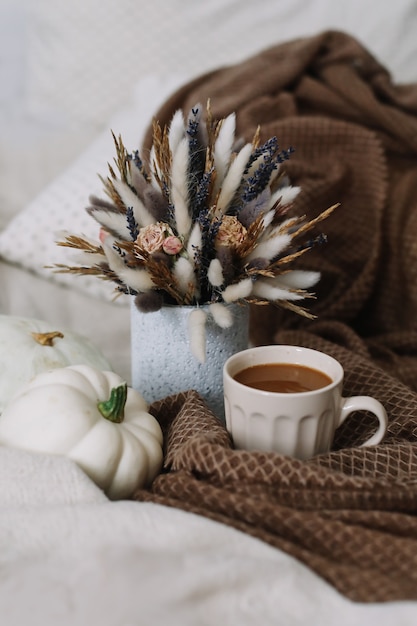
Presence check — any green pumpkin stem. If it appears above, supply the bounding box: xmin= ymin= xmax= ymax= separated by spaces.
xmin=97 ymin=384 xmax=128 ymax=423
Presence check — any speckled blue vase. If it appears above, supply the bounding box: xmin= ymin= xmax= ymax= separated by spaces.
xmin=130 ymin=301 xmax=249 ymax=421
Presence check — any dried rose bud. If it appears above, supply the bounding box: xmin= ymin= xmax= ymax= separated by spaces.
xmin=162 ymin=236 xmax=183 ymax=255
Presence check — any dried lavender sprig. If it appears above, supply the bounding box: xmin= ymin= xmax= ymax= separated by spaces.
xmin=294 ymin=232 xmax=328 ymax=253
xmin=276 ymin=146 xmax=295 ymax=163
xmin=187 ymin=107 xmax=200 ymax=150
xmin=130 ymin=150 xmax=142 ymax=168
xmin=242 ymin=160 xmax=278 ymax=204
xmin=192 ymin=168 xmax=213 ymax=219
xmin=194 ymin=209 xmax=222 ymax=301
xmin=126 ymin=206 xmax=139 ymax=240
xmin=187 ymin=104 xmax=207 ymax=209
xmin=244 ymin=137 xmax=279 ymax=174
xmin=225 ymin=138 xmax=280 ymax=214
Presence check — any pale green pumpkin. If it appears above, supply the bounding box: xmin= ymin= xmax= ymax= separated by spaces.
xmin=0 ymin=314 xmax=112 ymax=414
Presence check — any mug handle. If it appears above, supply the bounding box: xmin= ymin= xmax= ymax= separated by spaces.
xmin=338 ymin=396 xmax=388 ymax=447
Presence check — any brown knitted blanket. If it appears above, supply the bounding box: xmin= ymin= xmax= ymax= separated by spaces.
xmin=135 ymin=31 xmax=417 ymax=603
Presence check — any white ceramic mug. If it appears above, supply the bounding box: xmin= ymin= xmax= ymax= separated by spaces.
xmin=223 ymin=345 xmax=388 ymax=459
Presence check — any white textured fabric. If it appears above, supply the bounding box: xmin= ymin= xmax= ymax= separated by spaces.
xmin=1 ymin=444 xmax=417 ymax=625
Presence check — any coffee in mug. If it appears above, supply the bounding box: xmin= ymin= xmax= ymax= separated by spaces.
xmin=234 ymin=362 xmax=332 ymax=393
xmin=223 ymin=345 xmax=388 ymax=460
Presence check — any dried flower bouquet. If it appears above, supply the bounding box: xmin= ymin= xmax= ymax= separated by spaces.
xmin=55 ymin=101 xmax=337 ymax=361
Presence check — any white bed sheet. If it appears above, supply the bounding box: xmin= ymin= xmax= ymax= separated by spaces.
xmin=2 ymin=444 xmax=417 ymax=626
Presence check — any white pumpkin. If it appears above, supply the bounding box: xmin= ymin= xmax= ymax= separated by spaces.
xmin=0 ymin=364 xmax=163 ymax=499
xmin=0 ymin=314 xmax=112 ymax=414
